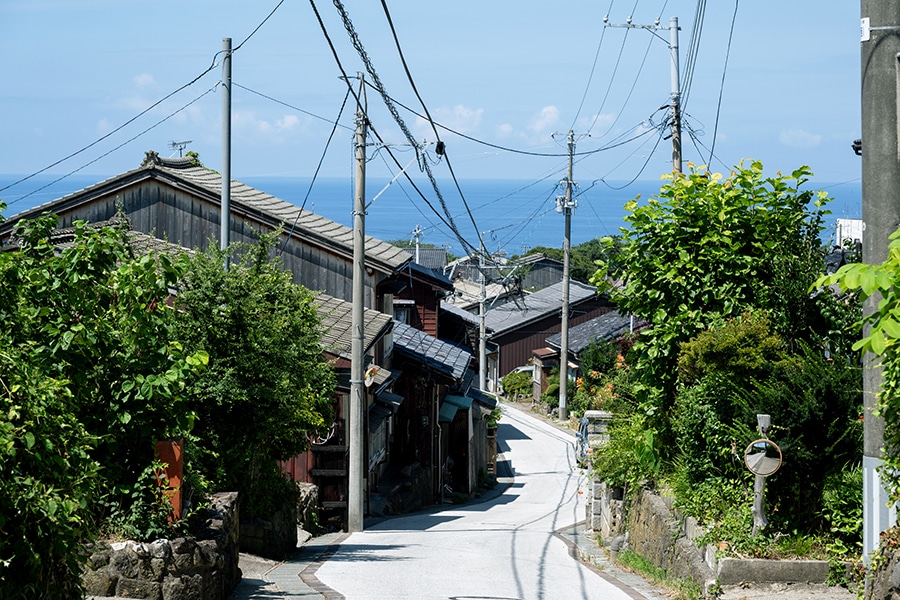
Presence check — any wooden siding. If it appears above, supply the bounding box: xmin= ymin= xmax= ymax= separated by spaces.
xmin=27 ymin=179 xmax=387 ymax=305
xmin=494 ymin=298 xmax=613 ymax=377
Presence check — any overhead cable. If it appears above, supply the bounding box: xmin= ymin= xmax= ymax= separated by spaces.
xmin=707 ymin=0 xmax=739 ymax=168
xmin=377 ymin=0 xmax=487 ymax=255
xmin=7 ymin=86 xmax=219 ymax=207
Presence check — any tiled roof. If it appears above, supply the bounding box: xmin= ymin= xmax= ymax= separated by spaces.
xmin=314 ymin=292 xmax=394 ymax=359
xmin=1 ymin=153 xmax=411 ymax=274
xmin=545 ymin=310 xmax=646 ymax=355
xmin=392 ymin=321 xmax=472 ymax=381
xmin=482 ymin=279 xmax=599 ymax=336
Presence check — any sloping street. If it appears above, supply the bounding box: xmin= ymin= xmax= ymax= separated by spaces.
xmin=303 ymin=404 xmax=652 ymax=599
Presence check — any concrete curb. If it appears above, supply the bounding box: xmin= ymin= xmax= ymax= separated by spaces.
xmin=716 ymin=557 xmax=831 ymax=585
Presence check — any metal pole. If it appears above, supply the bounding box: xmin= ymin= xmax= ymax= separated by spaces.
xmin=559 ymin=130 xmax=575 ymax=422
xmin=860 ymin=1 xmax=900 ymax=563
xmin=669 ymin=16 xmax=682 ymax=174
xmin=348 ymin=73 xmax=367 ymax=533
xmin=220 ymin=38 xmax=232 ymax=263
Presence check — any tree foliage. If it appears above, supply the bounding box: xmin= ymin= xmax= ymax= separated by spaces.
xmin=173 ymin=233 xmax=336 ymax=518
xmin=816 ymin=226 xmax=900 ymax=504
xmin=0 ymin=213 xmax=206 ymax=596
xmin=592 ymin=162 xmax=840 ymax=403
xmin=588 ymin=162 xmax=863 ymax=549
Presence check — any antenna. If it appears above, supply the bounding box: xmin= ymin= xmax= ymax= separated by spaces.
xmin=168 ymin=140 xmax=192 ymax=157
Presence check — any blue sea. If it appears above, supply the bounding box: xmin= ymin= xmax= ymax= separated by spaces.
xmin=0 ymin=173 xmax=862 ymax=257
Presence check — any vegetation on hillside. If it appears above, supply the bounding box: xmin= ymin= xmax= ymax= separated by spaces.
xmin=173 ymin=233 xmax=336 ymax=519
xmin=0 ymin=208 xmax=335 ymax=596
xmin=588 ymin=162 xmax=863 ymax=562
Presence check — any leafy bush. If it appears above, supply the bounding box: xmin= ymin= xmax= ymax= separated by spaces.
xmin=0 ymin=348 xmax=99 ymax=598
xmin=173 ymin=232 xmax=336 ymax=519
xmin=500 ymin=370 xmax=532 ymax=399
xmin=580 ymin=338 xmax=619 ymax=375
xmin=821 ymin=464 xmax=863 ymax=558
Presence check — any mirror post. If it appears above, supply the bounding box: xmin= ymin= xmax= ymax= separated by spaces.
xmin=752 ymin=414 xmax=772 ymax=535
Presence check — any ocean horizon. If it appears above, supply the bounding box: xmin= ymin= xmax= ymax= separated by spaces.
xmin=0 ymin=173 xmax=862 ymax=257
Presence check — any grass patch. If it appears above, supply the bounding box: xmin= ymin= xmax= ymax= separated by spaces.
xmin=615 ymin=549 xmax=703 ymax=600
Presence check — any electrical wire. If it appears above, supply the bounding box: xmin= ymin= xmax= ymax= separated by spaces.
xmin=681 ymin=0 xmax=708 ymax=114
xmin=234 ymin=0 xmax=285 ymax=52
xmin=1 ymin=1 xmax=290 ymax=200
xmin=0 ymin=63 xmax=219 ymax=196
xmin=307 ymin=0 xmax=482 ymax=257
xmin=571 ymin=0 xmax=616 ymax=129
xmin=278 ymin=87 xmax=353 ymax=256
xmin=7 ymin=86 xmax=218 ymax=208
xmin=377 ymin=0 xmax=487 ymax=256
xmin=707 ymin=0 xmax=739 ymax=168
xmin=233 ymin=82 xmax=354 ymax=130
xmin=332 ymin=0 xmax=484 ymax=258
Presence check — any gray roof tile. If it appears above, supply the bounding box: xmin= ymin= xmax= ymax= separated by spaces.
xmin=392 ymin=321 xmax=472 ymax=381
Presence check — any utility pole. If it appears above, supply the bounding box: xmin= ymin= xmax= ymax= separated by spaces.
xmin=220 ymin=38 xmax=232 ymax=263
xmin=557 ymin=130 xmax=577 ymax=422
xmin=412 ymin=224 xmax=423 ymax=265
xmin=348 ymin=73 xmax=367 ymax=533
xmin=860 ymin=3 xmax=900 ymax=563
xmin=604 ymin=16 xmax=682 ymax=173
xmin=479 ymin=244 xmax=487 ymax=392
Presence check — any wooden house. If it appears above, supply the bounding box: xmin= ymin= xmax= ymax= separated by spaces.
xmin=440 ymin=279 xmax=614 ymax=393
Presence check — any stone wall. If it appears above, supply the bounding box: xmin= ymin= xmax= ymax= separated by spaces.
xmin=626 ymin=488 xmax=717 ymax=593
xmin=83 ymin=491 xmax=240 ymax=600
xmin=867 ymin=529 xmax=900 ymax=599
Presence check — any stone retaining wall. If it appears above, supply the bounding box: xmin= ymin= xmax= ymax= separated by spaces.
xmin=626 ymin=488 xmax=717 ymax=594
xmin=83 ymin=491 xmax=240 ymax=600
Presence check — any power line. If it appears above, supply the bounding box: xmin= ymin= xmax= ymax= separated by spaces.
xmin=279 ymin=87 xmax=353 ymax=256
xmin=7 ymin=85 xmax=218 ymax=207
xmin=0 ymin=64 xmax=219 ymax=196
xmin=1 ymin=1 xmax=291 ymax=199
xmin=707 ymin=0 xmax=739 ymax=167
xmin=307 ymin=0 xmax=483 ymax=256
xmin=233 ymin=82 xmax=354 ymax=130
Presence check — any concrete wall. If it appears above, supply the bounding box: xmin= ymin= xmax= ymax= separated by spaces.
xmin=83 ymin=492 xmax=240 ymax=600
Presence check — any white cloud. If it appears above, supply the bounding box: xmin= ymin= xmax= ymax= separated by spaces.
xmin=528 ymin=106 xmax=560 ymax=135
xmin=96 ymin=118 xmax=111 ymax=133
xmin=132 ymin=73 xmax=156 ymax=89
xmin=276 ymin=115 xmax=300 ymax=130
xmin=417 ymin=105 xmax=483 ymax=137
xmin=233 ymin=110 xmax=306 ymax=141
xmin=496 ymin=123 xmax=515 ymax=138
xmin=779 ymin=128 xmax=823 ymax=149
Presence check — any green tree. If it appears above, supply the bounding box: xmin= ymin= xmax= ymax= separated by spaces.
xmin=816 ymin=226 xmax=900 ymax=504
xmin=173 ymin=233 xmax=336 ymax=518
xmin=0 ymin=213 xmax=205 ymax=596
xmin=592 ymin=162 xmax=838 ymax=408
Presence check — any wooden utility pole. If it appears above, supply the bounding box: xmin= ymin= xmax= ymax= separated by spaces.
xmin=860 ymin=2 xmax=900 ymax=563
xmin=349 ymin=73 xmax=367 ymax=533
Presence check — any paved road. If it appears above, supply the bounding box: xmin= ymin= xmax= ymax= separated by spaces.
xmin=308 ymin=404 xmax=651 ymax=600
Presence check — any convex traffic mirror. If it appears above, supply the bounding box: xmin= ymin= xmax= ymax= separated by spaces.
xmin=744 ymin=438 xmax=782 ymax=477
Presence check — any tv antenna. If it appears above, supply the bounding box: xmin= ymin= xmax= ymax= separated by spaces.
xmin=169 ymin=140 xmax=192 ymax=157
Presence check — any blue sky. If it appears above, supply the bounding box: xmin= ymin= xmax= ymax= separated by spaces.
xmin=0 ymin=1 xmax=862 ymax=209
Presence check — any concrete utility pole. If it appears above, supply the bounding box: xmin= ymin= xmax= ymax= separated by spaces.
xmin=479 ymin=245 xmax=487 ymax=392
xmin=860 ymin=3 xmax=900 ymax=563
xmin=220 ymin=38 xmax=232 ymax=262
xmin=604 ymin=16 xmax=682 ymax=173
xmin=558 ymin=130 xmax=577 ymax=422
xmin=348 ymin=73 xmax=367 ymax=533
